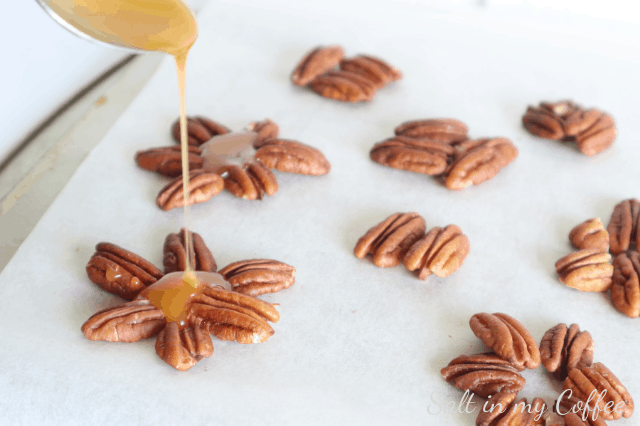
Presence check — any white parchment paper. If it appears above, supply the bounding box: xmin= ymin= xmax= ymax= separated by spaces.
xmin=1 ymin=1 xmax=639 ymax=424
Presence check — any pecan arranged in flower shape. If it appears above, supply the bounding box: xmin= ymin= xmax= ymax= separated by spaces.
xmin=254 ymin=138 xmax=331 ymax=175
xmin=569 ymin=219 xmax=609 ymax=253
xmin=370 ymin=136 xmax=454 ymax=176
xmin=394 ymin=118 xmax=468 ymax=145
xmin=171 ymin=116 xmax=230 ymax=146
xmin=555 ymin=249 xmax=613 ymax=292
xmin=607 ymin=199 xmax=639 ymax=255
xmin=563 ymin=363 xmax=634 ymax=420
xmin=217 ymin=162 xmax=278 ymax=201
xmin=522 ymin=101 xmax=616 ymax=156
xmin=403 ymin=224 xmax=470 ymax=279
xmin=291 ymin=45 xmax=401 ymax=102
xmin=611 ymin=251 xmax=640 ymax=318
xmin=540 ymin=323 xmax=594 ymax=381
xmin=136 ymin=117 xmax=330 ymax=209
xmin=219 ymin=259 xmax=296 ymax=297
xmin=470 ymin=313 xmax=541 ymax=371
xmin=163 ymin=228 xmax=217 ymax=274
xmin=354 ymin=212 xmax=426 ymax=268
xmin=135 ymin=145 xmax=203 ymax=178
xmin=86 ymin=242 xmax=164 ymax=300
xmin=445 ymin=138 xmax=518 ymax=191
xmin=82 ymin=230 xmax=295 ymax=370
xmin=476 ymin=393 xmax=547 ymax=426
xmin=291 ymin=45 xmax=345 ymax=87
xmin=156 ymin=169 xmax=224 ymax=211
xmin=440 ymin=353 xmax=526 ymax=398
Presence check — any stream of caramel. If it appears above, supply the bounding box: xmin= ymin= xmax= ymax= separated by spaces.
xmin=45 ymin=0 xmax=203 ymax=319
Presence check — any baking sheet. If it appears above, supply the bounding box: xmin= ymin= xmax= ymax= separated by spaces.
xmin=1 ymin=1 xmax=640 ymax=424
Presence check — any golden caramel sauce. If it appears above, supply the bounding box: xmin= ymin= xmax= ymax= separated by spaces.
xmin=138 ymin=272 xmax=231 ymax=326
xmin=104 ymin=265 xmax=122 ymax=282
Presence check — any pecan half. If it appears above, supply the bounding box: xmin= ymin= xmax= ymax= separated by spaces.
xmin=255 ymin=138 xmax=331 ymax=175
xmin=291 ymin=45 xmax=345 ymax=87
xmin=155 ymin=322 xmax=213 ymax=371
xmin=607 ymin=199 xmax=640 ymax=255
xmin=522 ymin=104 xmax=567 ymax=140
xmin=187 ymin=286 xmax=279 ymax=344
xmin=563 ymin=108 xmax=604 ymax=138
xmin=81 ymin=299 xmax=166 ymax=342
xmin=563 ymin=362 xmax=634 ymax=420
xmin=562 ymin=412 xmax=607 ymax=426
xmin=135 ymin=145 xmax=203 ymax=177
xmin=476 ymin=394 xmax=546 ymax=426
xmin=217 ymin=162 xmax=278 ymax=200
xmin=339 ymin=55 xmax=401 ymax=88
xmin=324 ymin=69 xmax=377 ymax=101
xmin=574 ymin=113 xmax=616 ymax=156
xmin=354 ymin=212 xmax=426 ymax=268
xmin=444 ymin=138 xmax=518 ymax=190
xmin=470 ymin=313 xmax=541 ymax=371
xmin=403 ymin=224 xmax=470 ymax=279
xmin=555 ymin=249 xmax=613 ymax=292
xmin=370 ymin=136 xmax=454 ymax=176
xmin=156 ymin=169 xmax=224 ymax=211
xmin=440 ymin=353 xmax=526 ymax=398
xmin=86 ymin=242 xmax=164 ymax=300
xmin=219 ymin=259 xmax=296 ymax=297
xmin=308 ymin=72 xmax=370 ymax=102
xmin=171 ymin=116 xmax=230 ymax=146
xmin=163 ymin=228 xmax=217 ymax=274
xmin=569 ymin=218 xmax=610 ymax=253
xmin=540 ymin=323 xmax=594 ymax=381
xmin=394 ymin=118 xmax=468 ymax=145
xmin=247 ymin=119 xmax=279 ymax=146
xmin=611 ymin=251 xmax=640 ymax=318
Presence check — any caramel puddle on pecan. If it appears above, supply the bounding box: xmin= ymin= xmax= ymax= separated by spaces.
xmin=137 ymin=271 xmax=231 ymax=325
xmin=200 ymin=132 xmax=259 ymax=173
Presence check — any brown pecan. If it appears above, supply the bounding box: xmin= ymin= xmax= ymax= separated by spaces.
xmin=354 ymin=212 xmax=426 ymax=268
xmin=247 ymin=119 xmax=279 ymax=146
xmin=540 ymin=323 xmax=594 ymax=381
xmin=156 ymin=169 xmax=224 ymax=211
xmin=155 ymin=322 xmax=213 ymax=371
xmin=445 ymin=138 xmax=518 ymax=190
xmin=569 ymin=219 xmax=609 ymax=253
xmin=135 ymin=145 xmax=203 ymax=177
xmin=86 ymin=242 xmax=164 ymax=300
xmin=219 ymin=259 xmax=296 ymax=297
xmin=555 ymin=249 xmax=613 ymax=292
xmin=81 ymin=299 xmax=166 ymax=343
xmin=607 ymin=199 xmax=640 ymax=255
xmin=563 ymin=108 xmax=603 ymax=138
xmin=403 ymin=224 xmax=470 ymax=279
xmin=291 ymin=45 xmax=345 ymax=87
xmin=370 ymin=136 xmax=455 ymax=176
xmin=563 ymin=362 xmax=634 ymax=420
xmin=441 ymin=353 xmax=526 ymax=398
xmin=308 ymin=72 xmax=370 ymax=102
xmin=394 ymin=118 xmax=469 ymax=145
xmin=163 ymin=228 xmax=217 ymax=274
xmin=254 ymin=138 xmax=331 ymax=175
xmin=476 ymin=394 xmax=547 ymax=426
xmin=562 ymin=412 xmax=607 ymax=426
xmin=522 ymin=104 xmax=566 ymax=140
xmin=339 ymin=55 xmax=401 ymax=88
xmin=217 ymin=162 xmax=278 ymax=200
xmin=171 ymin=116 xmax=230 ymax=146
xmin=574 ymin=113 xmax=616 ymax=156
xmin=324 ymin=69 xmax=377 ymax=101
xmin=187 ymin=286 xmax=279 ymax=344
xmin=470 ymin=313 xmax=541 ymax=371
xmin=611 ymin=251 xmax=640 ymax=318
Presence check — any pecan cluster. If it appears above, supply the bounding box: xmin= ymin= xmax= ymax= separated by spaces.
xmin=522 ymin=101 xmax=616 ymax=156
xmin=555 ymin=199 xmax=640 ymax=318
xmin=135 ymin=117 xmax=330 ymax=210
xmin=82 ymin=228 xmax=296 ymax=371
xmin=442 ymin=314 xmax=634 ymax=425
xmin=370 ymin=119 xmax=518 ymax=191
xmin=353 ymin=212 xmax=470 ymax=280
xmin=290 ymin=45 xmax=402 ymax=102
